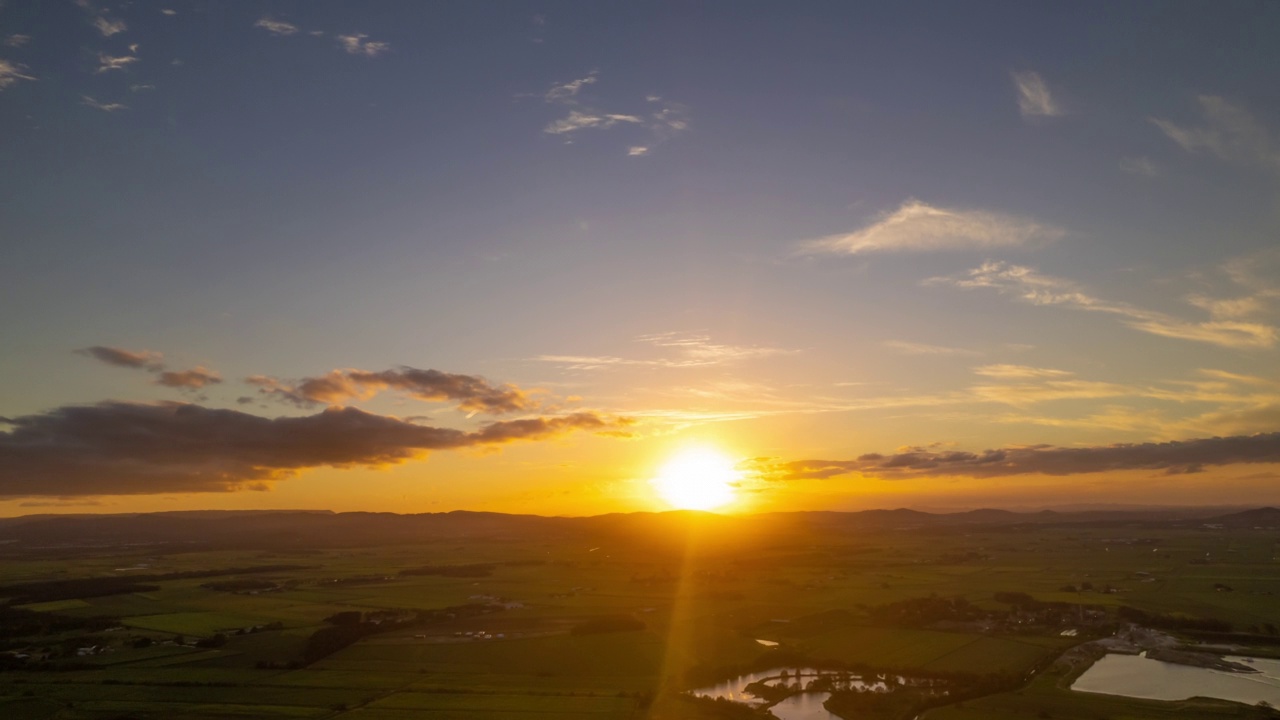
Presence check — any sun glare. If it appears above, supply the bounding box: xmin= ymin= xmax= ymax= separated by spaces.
xmin=651 ymin=447 xmax=740 ymax=511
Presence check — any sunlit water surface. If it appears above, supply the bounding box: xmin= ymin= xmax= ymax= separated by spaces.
xmin=1073 ymin=653 xmax=1280 ymax=705
xmin=690 ymin=667 xmax=890 ymax=720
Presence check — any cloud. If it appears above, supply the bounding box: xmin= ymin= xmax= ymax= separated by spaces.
xmin=19 ymin=499 xmax=106 ymax=508
xmin=82 ymin=97 xmax=128 ymax=112
xmin=130 ymin=83 xmax=155 ymax=92
xmin=0 ymin=402 xmax=629 ymax=496
xmin=802 ymin=200 xmax=1064 ymax=255
xmin=78 ymin=346 xmax=224 ymax=392
xmin=544 ymin=72 xmax=597 ymax=103
xmin=650 ymin=103 xmax=689 ymax=135
xmin=1011 ymin=71 xmax=1061 ymax=118
xmin=254 ymin=17 xmax=299 ymax=36
xmin=883 ymin=340 xmax=980 ymax=357
xmin=96 ymin=53 xmax=138 ymax=74
xmin=929 ymin=261 xmax=1278 ymax=349
xmin=0 ymin=59 xmax=35 ymax=90
xmin=1152 ymin=96 xmax=1280 ymax=171
xmin=247 ymin=367 xmax=534 ymax=414
xmin=4 ymin=34 xmax=30 ymax=48
xmin=749 ymin=431 xmax=1280 ymax=482
xmin=254 ymin=19 xmax=385 ymax=55
xmin=78 ymin=346 xmax=164 ymax=370
xmin=640 ymin=332 xmax=792 ymax=364
xmin=536 ymin=333 xmax=794 ymax=371
xmin=1188 ymin=248 xmax=1280 ymax=321
xmin=536 ymin=72 xmax=689 ymax=150
xmin=93 ymin=16 xmax=127 ymax=37
xmin=337 ymin=34 xmax=390 ymax=57
xmin=1186 ymin=294 xmax=1266 ymax=320
xmin=544 ymin=110 xmax=643 ymax=135
xmin=156 ymin=367 xmax=222 ymax=389
xmin=1119 ymin=156 xmax=1159 ymax=177
xmin=969 ymin=378 xmax=1135 ymax=406
xmin=161 ymin=9 xmax=177 ymax=16
xmin=972 ymin=364 xmax=1073 ymax=379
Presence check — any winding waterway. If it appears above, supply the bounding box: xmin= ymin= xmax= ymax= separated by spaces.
xmin=690 ymin=667 xmax=890 ymax=720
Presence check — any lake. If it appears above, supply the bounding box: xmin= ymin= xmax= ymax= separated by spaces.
xmin=1073 ymin=652 xmax=1280 ymax=706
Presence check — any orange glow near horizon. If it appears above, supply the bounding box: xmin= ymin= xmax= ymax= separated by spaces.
xmin=650 ymin=447 xmax=741 ymax=511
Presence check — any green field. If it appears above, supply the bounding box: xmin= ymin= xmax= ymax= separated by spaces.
xmin=2 ymin=520 xmax=1280 ymax=719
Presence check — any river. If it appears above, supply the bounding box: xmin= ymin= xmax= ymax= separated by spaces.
xmin=689 ymin=667 xmax=890 ymax=720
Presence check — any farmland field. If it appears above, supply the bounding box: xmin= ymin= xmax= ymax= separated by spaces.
xmin=2 ymin=509 xmax=1279 ymax=719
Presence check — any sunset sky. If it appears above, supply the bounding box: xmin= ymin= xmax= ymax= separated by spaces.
xmin=2 ymin=2 xmax=1280 ymax=516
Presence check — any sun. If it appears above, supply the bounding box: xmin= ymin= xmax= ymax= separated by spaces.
xmin=651 ymin=447 xmax=740 ymax=511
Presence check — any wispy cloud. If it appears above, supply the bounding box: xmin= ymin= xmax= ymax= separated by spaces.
xmin=254 ymin=17 xmax=299 ymax=36
xmin=746 ymin=431 xmax=1280 ymax=482
xmin=253 ymin=18 xmax=388 ymax=57
xmin=544 ymin=111 xmax=643 ymax=135
xmin=596 ymin=361 xmax=1280 ymax=440
xmin=1011 ymin=71 xmax=1061 ymax=118
xmin=93 ymin=16 xmax=127 ymax=37
xmin=544 ymin=71 xmax=597 ymax=103
xmin=81 ymin=95 xmax=128 ymax=112
xmin=1152 ymin=96 xmax=1280 ymax=171
xmin=969 ymin=377 xmax=1135 ymax=406
xmin=536 ymin=72 xmax=689 ymax=153
xmin=802 ymin=200 xmax=1064 ymax=255
xmin=0 ymin=59 xmax=35 ymax=90
xmin=929 ymin=261 xmax=1278 ymax=349
xmin=19 ymin=499 xmax=108 ymax=508
xmin=1119 ymin=156 xmax=1159 ymax=177
xmin=337 ymin=34 xmax=390 ymax=57
xmin=0 ymin=402 xmax=630 ymax=496
xmin=883 ymin=340 xmax=980 ymax=357
xmin=95 ymin=53 xmax=138 ymax=74
xmin=642 ymin=332 xmax=794 ymax=363
xmin=536 ymin=332 xmax=794 ymax=371
xmin=4 ymin=34 xmax=30 ymax=48
xmin=649 ymin=100 xmax=690 ymax=136
xmin=1182 ymin=248 xmax=1280 ymax=329
xmin=972 ymin=364 xmax=1072 ymax=379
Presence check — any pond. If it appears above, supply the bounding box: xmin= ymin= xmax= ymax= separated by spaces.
xmin=1072 ymin=652 xmax=1280 ymax=706
xmin=689 ymin=667 xmax=891 ymax=720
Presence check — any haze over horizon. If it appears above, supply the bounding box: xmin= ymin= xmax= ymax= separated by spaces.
xmin=3 ymin=2 xmax=1280 ymax=517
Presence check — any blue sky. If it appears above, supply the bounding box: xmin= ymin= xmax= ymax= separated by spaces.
xmin=2 ymin=1 xmax=1280 ymax=515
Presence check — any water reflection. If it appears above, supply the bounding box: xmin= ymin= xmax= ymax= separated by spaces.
xmin=1073 ymin=653 xmax=1280 ymax=706
xmin=770 ymin=691 xmax=834 ymax=720
xmin=690 ymin=667 xmax=891 ymax=720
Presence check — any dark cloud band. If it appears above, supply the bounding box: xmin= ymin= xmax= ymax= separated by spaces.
xmin=247 ymin=367 xmax=534 ymax=414
xmin=78 ymin=346 xmax=164 ymax=370
xmin=749 ymin=432 xmax=1280 ymax=481
xmin=0 ymin=402 xmax=629 ymax=497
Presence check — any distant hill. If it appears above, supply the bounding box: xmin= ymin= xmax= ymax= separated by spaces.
xmin=0 ymin=505 xmax=1271 ymax=553
xmin=1207 ymin=506 xmax=1280 ymax=528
